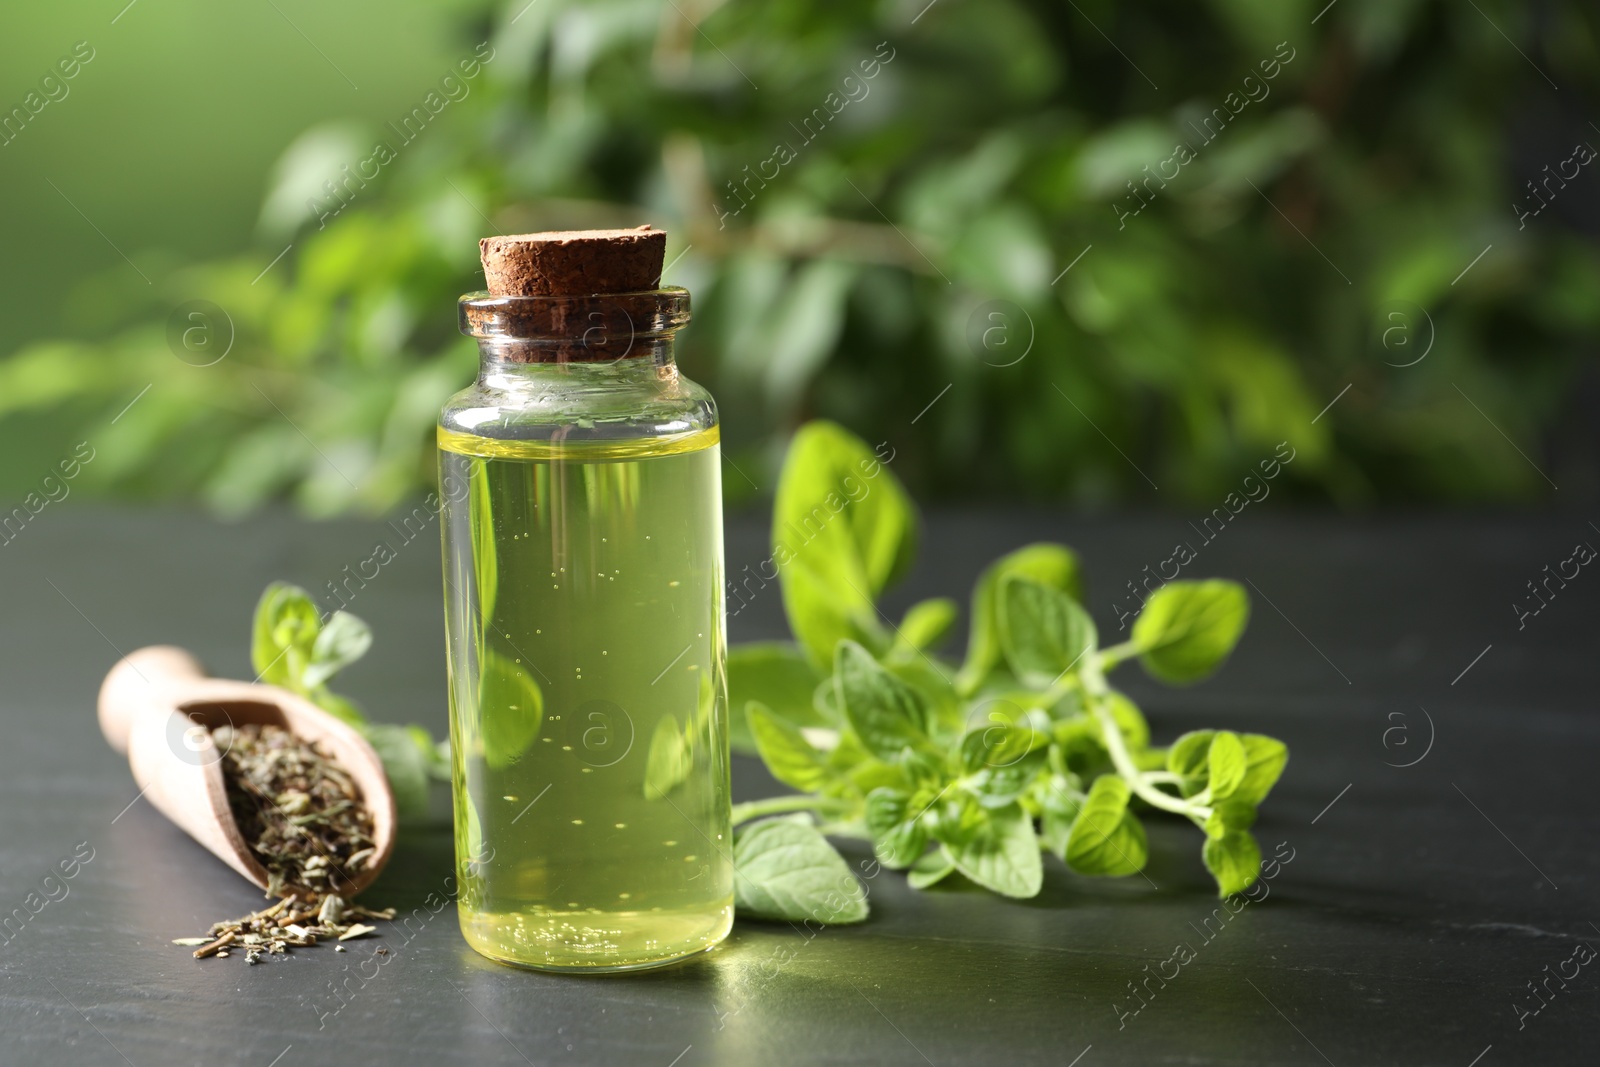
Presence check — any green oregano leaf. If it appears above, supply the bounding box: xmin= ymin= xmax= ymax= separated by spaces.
xmin=747 ymin=701 xmax=830 ymax=792
xmin=1206 ymin=730 xmax=1247 ymax=800
xmin=834 ymin=640 xmax=933 ymax=761
xmin=1064 ymin=775 xmax=1149 ymax=877
xmin=773 ymin=421 xmax=915 ymax=668
xmin=865 ymin=787 xmax=911 ymax=835
xmin=886 ymin=658 xmax=964 ymax=742
xmin=1132 ymin=580 xmax=1249 ymax=683
xmin=733 ymin=817 xmax=869 ymax=924
xmin=928 ymin=789 xmax=989 ymax=848
xmin=865 ymin=787 xmax=928 ymax=869
xmin=251 ymin=581 xmax=320 ymax=689
xmin=248 ymin=582 xmax=445 ymax=823
xmin=960 ymin=728 xmax=1046 ymax=808
xmin=907 ymin=847 xmax=957 ymax=889
xmin=943 ymin=802 xmax=1043 ymax=898
xmin=1203 ymin=800 xmax=1257 ymax=840
xmin=955 ymin=543 xmax=1083 ymax=695
xmin=996 ymin=575 xmax=1097 ymax=689
xmin=1202 ymin=829 xmax=1262 ymax=896
xmin=1167 ymin=729 xmax=1217 ymax=797
xmin=896 ymin=597 xmax=958 ymax=653
xmin=1232 ymin=734 xmax=1289 ymax=805
xmin=959 ymin=702 xmax=1050 ymax=773
xmin=1038 ymin=778 xmax=1085 ymax=859
xmin=304 ymin=610 xmax=372 ymax=689
xmin=727 ymin=642 xmax=827 ymax=753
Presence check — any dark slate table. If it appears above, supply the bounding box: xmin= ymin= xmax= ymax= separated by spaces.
xmin=0 ymin=508 xmax=1594 ymax=1066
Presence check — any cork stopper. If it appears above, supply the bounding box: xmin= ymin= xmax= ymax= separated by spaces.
xmin=479 ymin=226 xmax=667 ymax=297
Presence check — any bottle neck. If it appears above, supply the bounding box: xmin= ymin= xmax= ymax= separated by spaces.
xmin=459 ymin=287 xmax=691 ymax=370
xmin=476 ymin=338 xmax=680 ymax=391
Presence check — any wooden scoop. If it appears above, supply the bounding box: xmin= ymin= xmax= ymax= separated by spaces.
xmin=97 ymin=646 xmax=397 ymax=897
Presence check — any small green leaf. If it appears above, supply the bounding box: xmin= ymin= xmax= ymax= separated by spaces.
xmin=747 ymin=701 xmax=830 ymax=792
xmin=997 ymin=575 xmax=1097 ymax=688
xmin=944 ymin=802 xmax=1043 ymax=898
xmin=1064 ymin=775 xmax=1149 ymax=877
xmin=959 ymin=703 xmax=1050 ymax=773
xmin=781 ymin=567 xmax=891 ymax=672
xmin=1167 ymin=730 xmax=1217 ymax=797
xmin=362 ymin=722 xmax=432 ymax=819
xmin=733 ymin=818 xmax=869 ymax=923
xmin=955 ymin=543 xmax=1082 ymax=694
xmin=1132 ymin=580 xmax=1249 ymax=683
xmin=928 ymin=789 xmax=989 ymax=848
xmin=865 ymin=787 xmax=928 ymax=869
xmin=1233 ymin=734 xmax=1289 ymax=805
xmin=304 ymin=610 xmax=372 ymax=689
xmin=834 ymin=641 xmax=932 ymax=761
xmin=1207 ymin=730 xmax=1247 ymax=800
xmin=773 ymin=422 xmax=916 ymax=668
xmin=727 ymin=642 xmax=827 ymax=753
xmin=865 ymin=787 xmax=912 ymax=835
xmin=901 ymin=749 xmax=947 ymax=790
xmin=1038 ymin=778 xmax=1084 ymax=859
xmin=907 ymin=847 xmax=956 ymax=889
xmin=895 ymin=598 xmax=958 ymax=653
xmin=251 ymin=582 xmax=320 ymax=687
xmin=1203 ymin=830 xmax=1262 ymax=896
xmin=960 ymin=732 xmax=1045 ymax=808
xmin=1203 ymin=800 xmax=1257 ymax=840
xmin=887 ymin=658 xmax=963 ymax=742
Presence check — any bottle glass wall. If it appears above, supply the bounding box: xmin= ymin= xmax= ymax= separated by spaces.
xmin=438 ymin=289 xmax=732 ymax=972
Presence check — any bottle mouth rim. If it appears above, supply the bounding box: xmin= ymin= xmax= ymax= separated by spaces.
xmin=458 ymin=287 xmax=690 ymax=345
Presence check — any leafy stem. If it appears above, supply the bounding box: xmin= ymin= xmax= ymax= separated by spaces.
xmin=725 ymin=420 xmax=1287 ymax=922
xmin=1094 ymin=639 xmax=1142 ymax=671
xmin=1082 ymin=660 xmax=1212 ymax=821
xmin=250 ymin=582 xmax=448 ymax=820
xmin=731 ymin=794 xmax=855 ymax=826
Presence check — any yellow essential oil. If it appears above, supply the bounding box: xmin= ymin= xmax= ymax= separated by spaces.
xmin=438 ymin=273 xmax=731 ymax=972
xmin=439 ymin=429 xmax=732 ymax=970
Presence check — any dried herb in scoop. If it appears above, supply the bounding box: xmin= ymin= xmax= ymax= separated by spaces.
xmin=175 ymin=724 xmax=391 ymax=962
xmin=218 ymin=723 xmax=377 ymax=897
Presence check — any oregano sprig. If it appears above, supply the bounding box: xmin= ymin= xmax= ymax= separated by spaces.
xmin=251 ymin=583 xmax=448 ymax=819
xmin=727 ymin=421 xmax=1289 ymax=923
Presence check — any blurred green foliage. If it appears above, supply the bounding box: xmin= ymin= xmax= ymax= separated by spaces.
xmin=3 ymin=0 xmax=1597 ymax=513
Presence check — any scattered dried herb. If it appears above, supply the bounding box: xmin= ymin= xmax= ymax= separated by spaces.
xmin=174 ymin=892 xmax=395 ymax=962
xmin=174 ymin=723 xmax=393 ymax=961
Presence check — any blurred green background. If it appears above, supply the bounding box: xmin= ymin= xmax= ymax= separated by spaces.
xmin=1 ymin=0 xmax=1596 ymax=514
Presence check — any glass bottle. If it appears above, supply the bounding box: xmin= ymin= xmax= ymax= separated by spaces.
xmin=438 ymin=286 xmax=732 ymax=971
